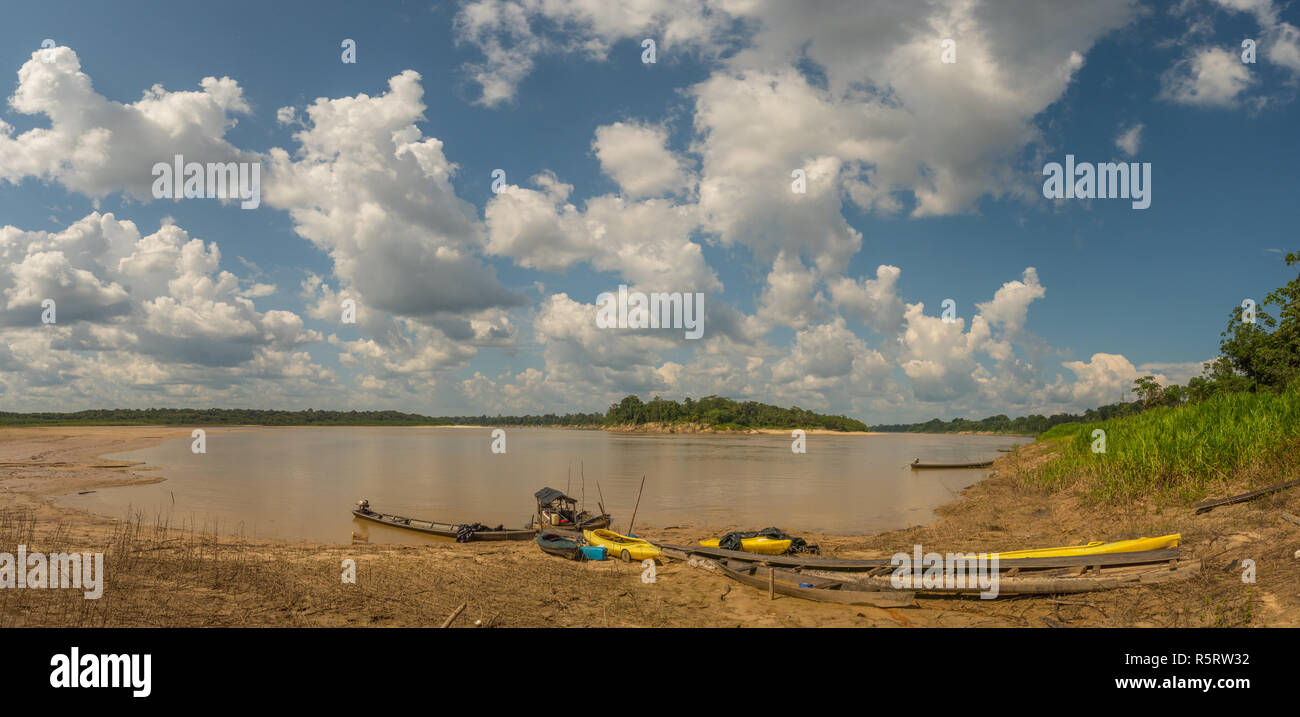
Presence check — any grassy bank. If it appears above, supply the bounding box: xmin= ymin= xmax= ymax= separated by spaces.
xmin=1024 ymin=386 xmax=1300 ymax=503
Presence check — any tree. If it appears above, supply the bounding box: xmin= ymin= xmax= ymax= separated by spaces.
xmin=1132 ymin=375 xmax=1164 ymax=409
xmin=1219 ymin=252 xmax=1300 ymax=390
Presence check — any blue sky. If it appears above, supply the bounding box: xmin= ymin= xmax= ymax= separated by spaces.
xmin=0 ymin=0 xmax=1297 ymax=421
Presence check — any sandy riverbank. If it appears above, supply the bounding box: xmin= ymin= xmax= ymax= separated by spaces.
xmin=0 ymin=426 xmax=1293 ymax=627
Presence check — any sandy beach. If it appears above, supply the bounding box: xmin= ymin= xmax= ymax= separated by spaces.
xmin=0 ymin=426 xmax=1294 ymax=627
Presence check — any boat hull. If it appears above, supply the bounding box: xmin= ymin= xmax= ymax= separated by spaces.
xmin=536 ymin=531 xmax=584 ymax=560
xmin=714 ymin=559 xmax=915 ymax=607
xmin=351 ymin=509 xmax=535 ymax=541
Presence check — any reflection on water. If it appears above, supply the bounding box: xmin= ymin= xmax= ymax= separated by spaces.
xmin=59 ymin=427 xmax=1030 ymax=543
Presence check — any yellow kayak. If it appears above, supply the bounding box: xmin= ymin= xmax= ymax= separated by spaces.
xmin=699 ymin=537 xmax=793 ymax=555
xmin=977 ymin=534 xmax=1180 ymax=560
xmin=584 ymin=529 xmax=661 ymax=562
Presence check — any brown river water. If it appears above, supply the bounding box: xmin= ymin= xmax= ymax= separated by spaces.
xmin=58 ymin=427 xmax=1030 ymax=543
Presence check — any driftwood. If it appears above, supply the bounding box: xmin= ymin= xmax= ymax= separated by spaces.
xmin=440 ymin=602 xmax=467 ymax=628
xmin=1280 ymin=512 xmax=1300 ymax=526
xmin=1193 ymin=478 xmax=1300 ymax=514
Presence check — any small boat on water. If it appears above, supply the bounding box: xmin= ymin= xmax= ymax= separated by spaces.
xmin=534 ymin=487 xmax=611 ymax=531
xmin=973 ymin=534 xmax=1180 ymax=559
xmin=536 ymin=531 xmax=585 ymax=560
xmin=699 ymin=536 xmax=792 ymax=555
xmin=584 ymin=529 xmax=661 ymax=562
xmin=351 ymin=500 xmax=535 ymax=542
xmin=911 ymin=458 xmax=994 ymax=469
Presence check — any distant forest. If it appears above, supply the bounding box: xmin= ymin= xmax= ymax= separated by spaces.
xmin=869 ymin=399 xmax=1142 ymax=435
xmin=603 ymin=395 xmax=869 ymax=432
xmin=0 ymin=395 xmax=868 ymax=432
xmin=0 ymin=408 xmax=451 ymax=426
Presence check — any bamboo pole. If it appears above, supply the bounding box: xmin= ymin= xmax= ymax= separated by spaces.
xmin=627 ymin=474 xmax=646 ymax=536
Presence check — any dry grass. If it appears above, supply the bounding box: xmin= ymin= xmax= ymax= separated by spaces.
xmin=0 ymin=509 xmax=719 ymax=628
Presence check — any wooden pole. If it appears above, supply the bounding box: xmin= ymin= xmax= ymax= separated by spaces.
xmin=581 ymin=461 xmax=586 ymax=513
xmin=768 ymin=566 xmax=775 ymax=600
xmin=441 ymin=601 xmax=467 ymax=628
xmin=596 ymin=481 xmax=606 ymax=516
xmin=627 ymin=474 xmax=646 ymax=536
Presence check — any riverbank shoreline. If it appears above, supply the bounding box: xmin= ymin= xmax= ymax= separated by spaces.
xmin=0 ymin=426 xmax=1292 ymax=627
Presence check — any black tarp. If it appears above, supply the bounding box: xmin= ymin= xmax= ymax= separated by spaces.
xmin=717 ymin=527 xmax=819 ymax=554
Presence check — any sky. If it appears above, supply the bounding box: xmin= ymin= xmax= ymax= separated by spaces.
xmin=0 ymin=0 xmax=1297 ymax=422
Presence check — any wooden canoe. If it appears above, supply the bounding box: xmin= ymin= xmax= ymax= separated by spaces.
xmin=803 ymin=559 xmax=1202 ymax=595
xmin=714 ymin=559 xmax=915 ymax=607
xmin=911 ymin=459 xmax=994 ymax=469
xmin=351 ymin=509 xmax=535 ymax=542
xmin=657 ymin=543 xmax=1183 ymax=571
xmin=536 ymin=531 xmax=584 ymax=560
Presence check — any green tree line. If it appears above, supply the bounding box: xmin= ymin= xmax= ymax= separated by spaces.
xmin=0 ymin=397 xmax=865 ymax=431
xmin=603 ymin=394 xmax=869 ymax=431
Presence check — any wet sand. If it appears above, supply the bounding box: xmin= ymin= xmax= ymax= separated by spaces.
xmin=0 ymin=426 xmax=1294 ymax=627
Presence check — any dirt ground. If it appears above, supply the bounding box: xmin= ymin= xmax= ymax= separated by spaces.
xmin=0 ymin=426 xmax=1295 ymax=627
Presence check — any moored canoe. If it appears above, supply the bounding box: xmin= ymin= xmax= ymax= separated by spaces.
xmin=911 ymin=459 xmax=994 ymax=469
xmin=352 ymin=508 xmax=536 ymax=541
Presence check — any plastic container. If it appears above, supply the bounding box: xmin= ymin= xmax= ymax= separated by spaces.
xmin=580 ymin=545 xmax=607 ymax=561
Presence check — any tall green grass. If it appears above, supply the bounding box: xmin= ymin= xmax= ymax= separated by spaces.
xmin=1026 ymin=386 xmax=1300 ymax=503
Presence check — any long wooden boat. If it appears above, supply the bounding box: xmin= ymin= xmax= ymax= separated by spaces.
xmin=585 ymin=529 xmax=661 ymax=561
xmin=658 ymin=543 xmax=1183 ymax=571
xmin=714 ymin=559 xmax=915 ymax=607
xmin=536 ymin=531 xmax=584 ymax=560
xmin=802 ymin=559 xmax=1202 ymax=595
xmin=351 ymin=509 xmax=535 ymax=542
xmin=911 ymin=459 xmax=994 ymax=469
